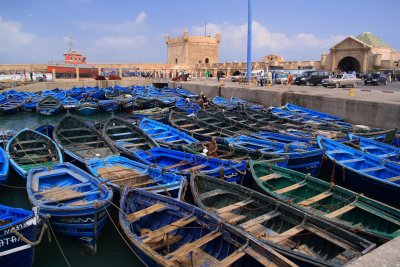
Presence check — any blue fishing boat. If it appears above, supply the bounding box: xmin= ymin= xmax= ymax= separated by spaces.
xmin=251 ymin=130 xmax=314 ymax=144
xmin=53 ymin=115 xmax=119 ymax=165
xmin=36 ymin=96 xmax=61 ymax=115
xmin=0 ymin=95 xmax=25 ymax=115
xmin=77 ymin=99 xmax=98 ymax=115
xmin=225 ymin=135 xmax=323 ymax=174
xmin=35 ymin=124 xmax=54 ymax=140
xmin=211 ymin=96 xmax=237 ymax=109
xmin=231 ymin=97 xmax=264 ymax=110
xmin=134 ymin=147 xmax=247 ymax=183
xmin=317 ymin=136 xmax=400 ymax=207
xmin=285 ymin=103 xmax=344 ymax=121
xmin=98 ymin=100 xmax=119 ymax=113
xmin=349 ymin=134 xmax=400 ymax=163
xmin=61 ymin=96 xmax=80 ymax=112
xmin=174 ymin=98 xmax=200 ymax=114
xmin=85 ymin=155 xmax=186 ymax=198
xmin=175 ymin=87 xmax=198 ymax=99
xmin=85 ymin=87 xmax=104 ymax=100
xmin=119 ymin=188 xmax=296 ymax=267
xmin=22 ymin=95 xmax=42 ymax=112
xmin=103 ymin=117 xmax=158 ymax=158
xmin=6 ymin=128 xmax=63 ymax=179
xmin=0 ymin=94 xmax=5 ymax=103
xmin=0 ymin=205 xmax=42 ymax=267
xmin=139 ymin=118 xmax=198 ymax=150
xmin=0 ymin=146 xmax=9 ymax=184
xmin=66 ymin=87 xmax=85 ymax=100
xmin=27 ymin=162 xmax=113 ymax=252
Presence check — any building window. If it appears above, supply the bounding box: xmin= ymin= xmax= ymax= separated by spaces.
xmin=175 ymin=58 xmax=178 ymax=64
xmin=199 ymin=60 xmax=202 ymax=64
xmin=205 ymin=58 xmax=209 ymax=64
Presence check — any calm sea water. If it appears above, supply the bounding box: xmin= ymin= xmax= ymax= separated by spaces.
xmin=0 ymin=112 xmax=144 ymax=267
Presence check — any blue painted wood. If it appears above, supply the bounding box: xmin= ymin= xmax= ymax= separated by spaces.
xmin=0 ymin=205 xmax=41 ymax=267
xmin=134 ymin=147 xmax=247 ymax=183
xmin=119 ymin=188 xmax=296 ymax=267
xmin=37 ymin=96 xmax=61 ymax=116
xmin=85 ymin=155 xmax=186 ymax=198
xmin=226 ymin=135 xmax=323 ymax=174
xmin=174 ymin=98 xmax=200 ymax=114
xmin=285 ymin=103 xmax=344 ymax=121
xmin=27 ymin=162 xmax=113 ymax=251
xmin=0 ymin=147 xmax=9 ymax=184
xmin=77 ymin=99 xmax=98 ymax=115
xmin=318 ymin=136 xmax=400 ymax=207
xmin=6 ymin=128 xmax=63 ymax=179
xmin=61 ymin=96 xmax=80 ymax=112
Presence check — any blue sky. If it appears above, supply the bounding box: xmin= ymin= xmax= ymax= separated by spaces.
xmin=1 ymin=0 xmax=399 ymax=64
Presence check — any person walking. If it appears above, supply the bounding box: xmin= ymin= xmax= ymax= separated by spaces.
xmin=288 ymin=72 xmax=293 ymax=86
xmin=217 ymin=71 xmax=221 ymax=82
xmin=30 ymin=72 xmax=33 ymax=81
xmin=256 ymin=72 xmax=261 ymax=86
xmin=267 ymin=71 xmax=272 ymax=87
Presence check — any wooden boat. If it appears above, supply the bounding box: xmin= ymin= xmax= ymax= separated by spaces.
xmin=119 ymin=188 xmax=297 ymax=267
xmin=61 ymin=96 xmax=80 ymax=112
xmin=131 ymin=106 xmax=170 ymax=121
xmin=35 ymin=124 xmax=54 ymax=138
xmin=22 ymin=95 xmax=42 ymax=112
xmin=317 ymin=136 xmax=400 ymax=207
xmin=191 ymin=174 xmax=376 ymax=267
xmin=36 ymin=96 xmax=61 ymax=115
xmin=251 ymin=131 xmax=315 ymax=145
xmin=226 ymin=135 xmax=323 ymax=175
xmin=85 ymin=155 xmax=186 ymax=198
xmin=103 ymin=117 xmax=159 ymax=158
xmin=139 ymin=118 xmax=198 ymax=150
xmin=98 ymin=100 xmax=119 ymax=113
xmin=27 ymin=162 xmax=113 ymax=252
xmin=285 ymin=103 xmax=344 ymax=122
xmin=85 ymin=87 xmax=105 ymax=100
xmin=250 ymin=161 xmax=400 ymax=244
xmin=174 ymin=98 xmax=200 ymax=114
xmin=231 ymin=97 xmax=264 ymax=110
xmin=0 ymin=205 xmax=42 ymax=267
xmin=0 ymin=146 xmax=9 ymax=184
xmin=354 ymin=128 xmax=398 ymax=144
xmin=211 ymin=96 xmax=237 ymax=110
xmin=134 ymin=147 xmax=248 ymax=183
xmin=0 ymin=95 xmax=25 ymax=115
xmin=195 ymin=109 xmax=253 ymax=134
xmin=348 ymin=134 xmax=400 ymax=163
xmin=53 ymin=115 xmax=119 ymax=165
xmin=77 ymin=99 xmax=98 ymax=115
xmin=168 ymin=109 xmax=233 ymax=142
xmin=6 ymin=128 xmax=63 ymax=179
xmin=175 ymin=87 xmax=198 ymax=99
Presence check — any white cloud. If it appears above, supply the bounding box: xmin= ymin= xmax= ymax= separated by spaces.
xmin=91 ymin=35 xmax=148 ymax=49
xmin=135 ymin=11 xmax=147 ymax=24
xmin=190 ymin=21 xmax=345 ymax=61
xmin=0 ymin=16 xmax=35 ymax=50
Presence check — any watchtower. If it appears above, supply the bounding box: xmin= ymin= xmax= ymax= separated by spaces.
xmin=165 ymin=30 xmax=221 ymax=68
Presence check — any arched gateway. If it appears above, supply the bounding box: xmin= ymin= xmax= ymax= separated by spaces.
xmin=338 ymin=57 xmax=361 ymax=73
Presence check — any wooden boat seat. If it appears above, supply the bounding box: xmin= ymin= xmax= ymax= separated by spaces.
xmin=218 ymin=247 xmax=246 ymax=267
xmin=274 ymin=182 xmax=306 ymax=194
xmin=60 ymin=127 xmax=90 ymax=132
xmin=163 ymin=160 xmax=189 ymax=170
xmin=387 ymin=176 xmax=400 ymax=182
xmin=339 ymin=158 xmax=364 ymax=164
xmin=65 ymin=134 xmax=98 ymax=140
xmin=190 ymin=128 xmax=205 ymax=133
xmin=198 ymin=189 xmax=226 ymax=200
xmin=123 ymin=142 xmax=148 ymax=147
xmin=169 ymin=248 xmax=219 ymax=266
xmin=258 ymin=173 xmax=283 ymax=182
xmin=217 ymin=199 xmax=254 ymax=214
xmin=180 ymin=164 xmax=206 ymax=172
xmin=361 ymin=166 xmax=386 ymax=173
xmin=15 ymin=140 xmax=46 ymax=145
xmin=115 ymin=137 xmax=144 ymax=142
xmin=155 ymin=136 xmax=173 ymax=141
xmin=203 ymin=132 xmax=217 ymax=136
xmin=79 ymin=140 xmax=105 ymax=146
xmin=126 ymin=203 xmax=166 ymax=221
xmin=179 ymin=123 xmax=194 ymax=128
xmin=168 ymin=139 xmax=184 ymax=143
xmin=239 ymin=211 xmax=281 ymax=229
xmin=40 ymin=189 xmax=97 ymax=205
xmin=219 ymin=211 xmax=247 ymax=224
xmin=362 ymin=145 xmax=379 ymax=150
xmin=166 ymin=231 xmax=222 ymax=262
xmin=33 ymin=182 xmax=92 ymax=195
xmin=128 ymin=178 xmax=162 ymax=187
xmin=298 ymin=192 xmax=333 ymax=206
xmin=327 ymin=149 xmax=345 ymax=154
xmin=142 ymin=216 xmax=196 ymax=243
xmin=14 ymin=147 xmax=51 ymax=153
xmin=325 ymin=204 xmax=355 ymax=218
xmin=266 ymin=226 xmax=304 ymax=244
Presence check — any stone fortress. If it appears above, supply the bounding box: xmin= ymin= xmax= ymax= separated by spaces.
xmin=0 ymin=31 xmax=399 ymax=77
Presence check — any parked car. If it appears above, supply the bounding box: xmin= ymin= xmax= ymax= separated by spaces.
xmin=364 ymin=73 xmax=388 ymax=86
xmin=276 ymin=73 xmax=288 ymax=84
xmin=322 ymin=73 xmax=361 ymax=88
xmin=231 ymin=73 xmax=246 ymax=82
xmin=295 ymin=70 xmax=330 ymax=86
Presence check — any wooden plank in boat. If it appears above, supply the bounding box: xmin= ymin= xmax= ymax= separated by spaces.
xmin=219 ymin=211 xmax=247 ymax=224
xmin=166 ymin=231 xmax=222 ymax=262
xmin=244 ymin=247 xmax=280 ymax=267
xmin=298 ymin=192 xmax=332 ymax=206
xmin=387 ymin=176 xmax=400 ymax=182
xmin=239 ymin=211 xmax=280 ymax=229
xmin=40 ymin=190 xmax=95 ymax=205
xmin=190 ymin=128 xmax=205 ymax=133
xmin=179 ymin=123 xmax=194 ymax=128
xmin=142 ymin=216 xmax=196 ymax=243
xmin=361 ymin=166 xmax=386 ymax=173
xmin=129 ymin=178 xmax=161 ymax=187
xmin=163 ymin=160 xmax=189 ymax=170
xmin=125 ymin=142 xmax=148 ymax=147
xmin=302 ymin=224 xmax=354 ymax=251
xmin=60 ymin=127 xmax=90 ymax=132
xmin=268 ymin=226 xmax=304 ymax=244
xmin=258 ymin=173 xmax=283 ymax=182
xmin=325 ymin=204 xmax=355 ymax=218
xmin=125 ymin=203 xmax=166 ymax=221
xmin=180 ymin=164 xmax=206 ymax=172
xmin=198 ymin=189 xmax=226 ymax=200
xmin=171 ymin=248 xmax=219 ymax=266
xmin=203 ymin=132 xmax=217 ymax=136
xmin=218 ymin=248 xmax=246 ymax=267
xmin=217 ymin=199 xmax=254 ymax=214
xmin=274 ymin=182 xmax=305 ymax=194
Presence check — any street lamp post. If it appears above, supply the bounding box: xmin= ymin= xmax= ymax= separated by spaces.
xmin=246 ymin=0 xmax=252 ymax=82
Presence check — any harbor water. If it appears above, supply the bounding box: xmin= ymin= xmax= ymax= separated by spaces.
xmin=0 ymin=112 xmax=145 ymax=267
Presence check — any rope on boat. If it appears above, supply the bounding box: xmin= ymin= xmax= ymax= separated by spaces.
xmin=11 ymin=223 xmax=50 ymax=246
xmin=46 ymin=217 xmax=72 ymax=267
xmin=0 ymin=183 xmax=27 ymax=189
